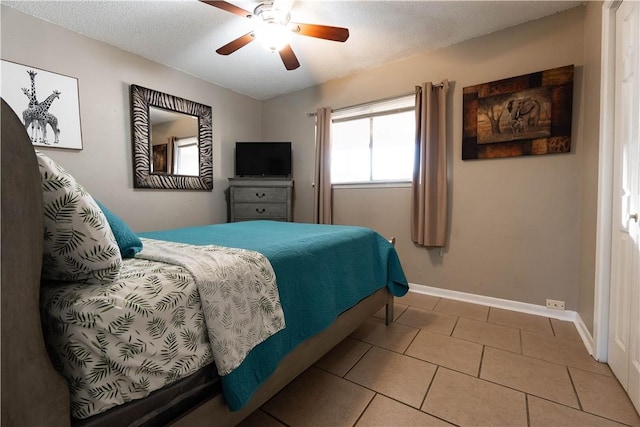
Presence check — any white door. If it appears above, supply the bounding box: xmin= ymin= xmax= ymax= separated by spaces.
xmin=608 ymin=0 xmax=640 ymax=414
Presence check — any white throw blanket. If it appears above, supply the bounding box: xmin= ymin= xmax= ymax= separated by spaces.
xmin=137 ymin=238 xmax=285 ymax=375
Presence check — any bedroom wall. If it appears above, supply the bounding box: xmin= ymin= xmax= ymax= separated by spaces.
xmin=0 ymin=5 xmax=262 ymax=232
xmin=261 ymin=6 xmax=593 ymax=314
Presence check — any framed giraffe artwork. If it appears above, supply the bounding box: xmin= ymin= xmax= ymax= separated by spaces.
xmin=1 ymin=60 xmax=83 ymax=150
xmin=462 ymin=65 xmax=573 ymax=160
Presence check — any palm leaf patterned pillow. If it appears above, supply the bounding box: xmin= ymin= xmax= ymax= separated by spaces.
xmin=36 ymin=151 xmax=122 ymax=284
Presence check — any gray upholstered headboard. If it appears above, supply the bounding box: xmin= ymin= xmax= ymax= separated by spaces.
xmin=1 ymin=98 xmax=70 ymax=426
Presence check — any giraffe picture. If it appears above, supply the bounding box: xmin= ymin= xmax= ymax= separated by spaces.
xmin=1 ymin=60 xmax=83 ymax=150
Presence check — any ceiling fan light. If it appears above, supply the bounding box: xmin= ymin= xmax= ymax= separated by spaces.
xmin=254 ymin=22 xmax=290 ymax=52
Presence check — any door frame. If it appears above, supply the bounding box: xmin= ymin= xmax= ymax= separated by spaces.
xmin=593 ymin=0 xmax=622 ymax=363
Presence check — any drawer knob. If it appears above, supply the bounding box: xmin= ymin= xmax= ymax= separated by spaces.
xmin=256 ymin=208 xmax=266 ymax=214
xmin=256 ymin=193 xmax=266 ymax=198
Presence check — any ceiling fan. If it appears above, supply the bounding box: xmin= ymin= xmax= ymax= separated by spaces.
xmin=201 ymin=0 xmax=350 ymax=70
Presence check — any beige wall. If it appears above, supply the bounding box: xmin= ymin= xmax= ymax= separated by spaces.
xmin=262 ymin=6 xmax=596 ymax=314
xmin=1 ymin=6 xmax=262 ymax=232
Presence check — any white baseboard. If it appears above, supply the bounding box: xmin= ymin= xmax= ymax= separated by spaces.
xmin=408 ymin=283 xmax=595 ymax=355
xmin=574 ymin=312 xmax=595 ymax=356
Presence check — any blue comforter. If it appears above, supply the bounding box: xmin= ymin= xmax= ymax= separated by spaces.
xmin=139 ymin=220 xmax=409 ymax=410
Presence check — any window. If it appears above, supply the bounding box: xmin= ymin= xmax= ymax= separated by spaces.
xmin=331 ymin=95 xmax=415 ymax=184
xmin=173 ymin=136 xmax=199 ymax=176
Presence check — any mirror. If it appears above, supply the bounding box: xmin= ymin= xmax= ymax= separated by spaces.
xmin=150 ymin=107 xmax=199 ymax=176
xmin=131 ymin=84 xmax=213 ymax=190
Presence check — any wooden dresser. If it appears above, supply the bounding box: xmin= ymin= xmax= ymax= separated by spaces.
xmin=228 ymin=177 xmax=293 ymax=222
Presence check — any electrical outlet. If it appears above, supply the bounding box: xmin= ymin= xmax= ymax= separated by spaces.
xmin=546 ymin=299 xmax=565 ymax=310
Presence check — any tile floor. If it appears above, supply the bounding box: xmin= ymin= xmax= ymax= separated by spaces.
xmin=239 ymin=292 xmax=640 ymax=427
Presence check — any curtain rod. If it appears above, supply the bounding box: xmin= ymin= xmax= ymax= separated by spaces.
xmin=306 ymin=82 xmax=445 ymax=117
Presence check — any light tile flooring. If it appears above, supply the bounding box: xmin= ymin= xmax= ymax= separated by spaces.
xmin=239 ymin=292 xmax=640 ymax=427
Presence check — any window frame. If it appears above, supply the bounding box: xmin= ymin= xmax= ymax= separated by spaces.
xmin=330 ymin=94 xmax=415 ymax=185
xmin=173 ymin=136 xmax=199 ymax=176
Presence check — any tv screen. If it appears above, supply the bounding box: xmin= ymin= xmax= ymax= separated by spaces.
xmin=235 ymin=142 xmax=292 ymax=177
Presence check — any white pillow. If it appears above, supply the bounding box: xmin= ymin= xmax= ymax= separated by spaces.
xmin=36 ymin=151 xmax=122 ymax=284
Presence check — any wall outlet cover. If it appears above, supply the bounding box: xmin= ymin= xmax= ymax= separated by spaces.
xmin=546 ymin=299 xmax=566 ymax=310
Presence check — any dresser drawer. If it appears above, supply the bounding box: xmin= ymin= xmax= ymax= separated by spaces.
xmin=233 ymin=187 xmax=288 ymax=203
xmin=228 ymin=178 xmax=293 ymax=222
xmin=233 ymin=203 xmax=288 ymax=219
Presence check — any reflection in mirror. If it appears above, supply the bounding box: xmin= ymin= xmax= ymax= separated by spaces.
xmin=131 ymin=85 xmax=213 ymax=190
xmin=149 ymin=107 xmax=199 ymax=176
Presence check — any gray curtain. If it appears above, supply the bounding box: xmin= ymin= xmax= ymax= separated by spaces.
xmin=313 ymin=107 xmax=332 ymax=224
xmin=411 ymin=80 xmax=449 ymax=247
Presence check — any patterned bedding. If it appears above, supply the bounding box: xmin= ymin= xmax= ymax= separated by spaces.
xmin=41 ymin=239 xmax=284 ymax=419
xmin=42 ymin=221 xmax=409 ymax=421
xmin=140 ymin=221 xmax=410 ymax=410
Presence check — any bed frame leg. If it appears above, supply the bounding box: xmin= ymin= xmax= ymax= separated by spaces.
xmin=385 ymin=293 xmax=394 ymax=325
xmin=385 ymin=236 xmax=397 ymax=325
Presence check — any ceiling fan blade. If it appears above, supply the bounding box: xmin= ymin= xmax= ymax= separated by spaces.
xmin=291 ymin=22 xmax=349 ymax=42
xmin=216 ymin=32 xmax=255 ymax=55
xmin=200 ymin=1 xmax=252 ymax=18
xmin=279 ymin=45 xmax=300 ymax=70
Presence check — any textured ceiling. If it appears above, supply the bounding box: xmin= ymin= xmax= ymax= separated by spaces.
xmin=3 ymin=0 xmax=583 ymax=100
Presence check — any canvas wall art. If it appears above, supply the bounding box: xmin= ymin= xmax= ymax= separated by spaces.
xmin=1 ymin=60 xmax=83 ymax=149
xmin=462 ymin=65 xmax=573 ymax=160
xmin=152 ymin=143 xmax=169 ymax=173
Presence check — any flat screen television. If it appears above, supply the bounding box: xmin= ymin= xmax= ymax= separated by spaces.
xmin=235 ymin=142 xmax=292 ymax=177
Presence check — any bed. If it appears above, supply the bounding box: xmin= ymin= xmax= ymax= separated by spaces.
xmin=0 ymin=98 xmax=409 ymax=427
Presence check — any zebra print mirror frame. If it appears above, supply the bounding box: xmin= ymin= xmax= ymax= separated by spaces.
xmin=130 ymin=84 xmax=213 ymax=190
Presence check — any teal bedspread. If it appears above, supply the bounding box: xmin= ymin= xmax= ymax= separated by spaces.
xmin=139 ymin=220 xmax=409 ymax=410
